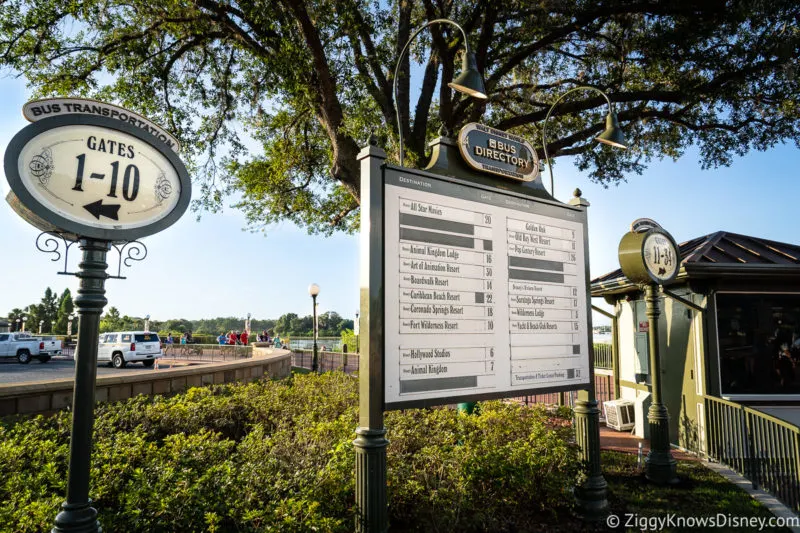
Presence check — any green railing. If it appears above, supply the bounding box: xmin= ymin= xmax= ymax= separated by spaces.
xmin=705 ymin=395 xmax=800 ymax=513
xmin=593 ymin=343 xmax=613 ymax=370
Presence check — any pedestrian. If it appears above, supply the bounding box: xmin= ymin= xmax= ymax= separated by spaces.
xmin=166 ymin=333 xmax=174 ymax=345
xmin=217 ymin=332 xmax=227 ymax=345
xmin=228 ymin=331 xmax=237 ymax=345
xmin=180 ymin=333 xmax=187 ymax=345
xmin=240 ymin=330 xmax=249 ymax=346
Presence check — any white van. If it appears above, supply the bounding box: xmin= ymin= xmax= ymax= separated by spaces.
xmin=98 ymin=331 xmax=163 ymax=368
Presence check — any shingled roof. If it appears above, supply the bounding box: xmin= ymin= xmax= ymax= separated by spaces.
xmin=591 ymin=231 xmax=800 ymax=295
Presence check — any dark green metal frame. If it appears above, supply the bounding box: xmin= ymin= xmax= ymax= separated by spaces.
xmin=355 ymin=144 xmax=389 ymax=533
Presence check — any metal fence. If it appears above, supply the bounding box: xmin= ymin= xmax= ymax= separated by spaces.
xmin=705 ymin=395 xmax=800 ymax=513
xmin=514 ymin=373 xmax=615 ymax=415
xmin=288 ymin=337 xmax=344 ymax=352
xmin=594 ymin=343 xmax=613 ymax=369
xmin=290 ymin=344 xmax=615 ymax=413
xmin=293 ymin=349 xmax=359 ymax=374
xmin=163 ymin=343 xmax=253 ymax=362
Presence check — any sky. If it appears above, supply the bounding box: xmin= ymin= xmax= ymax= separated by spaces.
xmin=2 ymin=75 xmax=799 ymax=326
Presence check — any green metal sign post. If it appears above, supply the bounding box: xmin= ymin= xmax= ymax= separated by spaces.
xmin=53 ymin=239 xmax=109 ymax=533
xmin=643 ymin=281 xmax=678 ymax=484
xmin=618 ymin=225 xmax=681 ymax=484
xmin=4 ymin=104 xmax=191 ymax=532
xmin=569 ymin=193 xmax=608 ymax=517
xmin=355 ymin=141 xmax=389 ymax=533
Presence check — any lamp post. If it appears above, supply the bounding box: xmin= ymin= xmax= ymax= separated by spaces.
xmin=15 ymin=318 xmax=20 ymax=332
xmin=144 ymin=314 xmax=150 ymax=332
xmin=21 ymin=315 xmax=26 ymax=332
xmin=308 ymin=284 xmax=320 ymax=372
xmin=541 ymin=86 xmax=627 ymax=198
xmin=393 ymin=18 xmax=487 ymax=167
xmin=68 ymin=313 xmax=75 ymax=337
xmin=39 ymin=319 xmax=44 ymax=334
xmin=542 ymin=86 xmax=627 ymax=519
xmin=246 ymin=312 xmax=251 ymax=335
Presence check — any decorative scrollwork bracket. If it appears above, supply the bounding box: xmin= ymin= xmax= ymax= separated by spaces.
xmin=108 ymin=240 xmax=147 ymax=280
xmin=35 ymin=232 xmax=148 ymax=280
xmin=35 ymin=231 xmax=77 ymax=276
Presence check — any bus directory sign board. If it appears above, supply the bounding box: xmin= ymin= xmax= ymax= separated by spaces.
xmin=383 ymin=167 xmax=591 ymax=409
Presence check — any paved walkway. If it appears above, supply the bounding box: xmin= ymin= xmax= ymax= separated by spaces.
xmin=599 ymin=425 xmax=700 ymax=461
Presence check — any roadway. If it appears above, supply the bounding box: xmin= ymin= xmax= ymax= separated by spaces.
xmin=0 ymin=358 xmax=191 ymax=385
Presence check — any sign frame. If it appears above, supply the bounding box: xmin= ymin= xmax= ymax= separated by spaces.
xmin=366 ymin=160 xmax=592 ymax=411
xmin=4 ymin=113 xmax=191 ymax=242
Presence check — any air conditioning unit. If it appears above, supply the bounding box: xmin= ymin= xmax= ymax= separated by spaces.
xmin=604 ymin=399 xmax=636 ymax=431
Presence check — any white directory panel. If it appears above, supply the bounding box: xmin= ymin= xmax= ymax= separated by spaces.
xmin=384 ymin=169 xmax=590 ymax=408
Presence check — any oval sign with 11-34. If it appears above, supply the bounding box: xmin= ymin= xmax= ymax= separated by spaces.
xmin=4 ymin=112 xmax=190 ymax=242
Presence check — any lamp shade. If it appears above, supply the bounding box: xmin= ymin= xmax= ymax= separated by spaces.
xmin=595 ymin=112 xmax=627 ymax=149
xmin=308 ymin=283 xmax=320 ymax=297
xmin=448 ymin=52 xmax=488 ymax=99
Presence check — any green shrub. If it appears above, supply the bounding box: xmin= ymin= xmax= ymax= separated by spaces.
xmin=0 ymin=373 xmax=579 ymax=532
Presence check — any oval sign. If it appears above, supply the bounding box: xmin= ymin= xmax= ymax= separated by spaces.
xmin=4 ymin=113 xmax=190 ymax=242
xmin=458 ymin=123 xmax=539 ymax=182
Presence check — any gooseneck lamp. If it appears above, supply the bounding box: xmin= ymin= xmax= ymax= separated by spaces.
xmin=393 ymin=18 xmax=488 ymax=167
xmin=542 ymin=86 xmax=627 ymax=197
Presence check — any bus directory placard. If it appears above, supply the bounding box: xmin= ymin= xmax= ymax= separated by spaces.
xmin=383 ymin=167 xmax=591 ymax=409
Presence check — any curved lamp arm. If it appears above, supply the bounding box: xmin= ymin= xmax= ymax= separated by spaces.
xmin=542 ymin=85 xmax=626 ymax=198
xmin=393 ymin=18 xmax=486 ymax=167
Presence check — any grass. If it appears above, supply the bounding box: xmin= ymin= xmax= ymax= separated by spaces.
xmin=598 ymin=451 xmax=791 ymax=532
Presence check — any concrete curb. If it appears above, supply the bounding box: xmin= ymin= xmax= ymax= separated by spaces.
xmin=703 ymin=460 xmax=800 ymax=531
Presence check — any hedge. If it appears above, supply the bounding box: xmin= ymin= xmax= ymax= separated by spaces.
xmin=0 ymin=373 xmax=581 ymax=532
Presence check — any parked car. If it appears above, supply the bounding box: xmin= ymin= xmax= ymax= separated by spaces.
xmin=0 ymin=332 xmax=49 ymax=363
xmin=98 ymin=331 xmax=163 ymax=368
xmin=34 ymin=335 xmax=63 ymax=356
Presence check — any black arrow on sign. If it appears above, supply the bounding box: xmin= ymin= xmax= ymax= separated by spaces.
xmin=83 ymin=200 xmax=121 ymax=221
